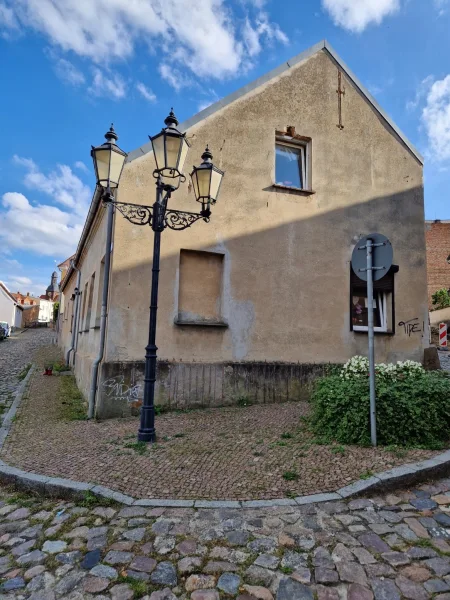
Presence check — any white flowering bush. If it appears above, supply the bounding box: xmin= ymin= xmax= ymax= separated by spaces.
xmin=341 ymin=356 xmax=424 ymax=381
xmin=340 ymin=356 xmax=369 ymax=379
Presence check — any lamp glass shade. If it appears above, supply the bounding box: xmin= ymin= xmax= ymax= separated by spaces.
xmin=109 ymin=146 xmax=127 ymax=187
xmin=210 ymin=168 xmax=223 ymax=202
xmin=165 ymin=134 xmax=181 ymax=172
xmin=91 ymin=142 xmax=127 ymax=190
xmin=151 ymin=132 xmax=165 ymax=173
xmin=93 ymin=148 xmax=111 ymax=187
xmin=197 ymin=167 xmax=212 ymax=198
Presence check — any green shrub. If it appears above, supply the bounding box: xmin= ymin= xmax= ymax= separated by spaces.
xmin=432 ymin=288 xmax=450 ymax=310
xmin=310 ymin=370 xmax=450 ymax=448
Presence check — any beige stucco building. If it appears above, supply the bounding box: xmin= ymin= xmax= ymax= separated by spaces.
xmin=59 ymin=40 xmax=429 ymax=419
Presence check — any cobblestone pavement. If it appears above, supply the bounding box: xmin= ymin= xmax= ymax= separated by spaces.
xmin=0 ymin=330 xmax=56 ymax=420
xmin=1 ymin=343 xmax=437 ymax=500
xmin=438 ymin=349 xmax=450 ymax=372
xmin=2 ymin=478 xmax=450 ymax=598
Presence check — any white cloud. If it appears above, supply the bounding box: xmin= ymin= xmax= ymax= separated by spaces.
xmin=88 ymin=68 xmax=127 ymax=99
xmin=322 ymin=0 xmax=400 ymax=32
xmin=0 ymin=2 xmax=20 ymax=37
xmin=136 ymin=81 xmax=156 ymax=103
xmin=3 ymin=276 xmax=48 ymax=297
xmin=422 ymin=74 xmax=450 ymax=162
xmin=74 ymin=160 xmax=89 ymax=173
xmin=159 ymin=63 xmax=193 ymax=91
xmin=243 ymin=12 xmax=288 ymax=58
xmin=13 ymin=155 xmax=90 ymax=217
xmin=0 ymin=192 xmax=84 ymax=257
xmin=0 ymin=0 xmax=287 ymax=81
xmin=53 ymin=57 xmax=85 ymax=86
xmin=435 ymin=0 xmax=449 ymax=15
xmin=406 ymin=75 xmax=434 ymax=112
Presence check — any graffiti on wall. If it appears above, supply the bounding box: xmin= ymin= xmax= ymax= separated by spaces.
xmin=102 ymin=376 xmax=142 ymax=405
xmin=398 ymin=317 xmax=424 ymax=337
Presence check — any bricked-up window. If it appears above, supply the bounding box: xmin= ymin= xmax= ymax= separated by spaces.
xmin=275 ymin=129 xmax=311 ymax=191
xmin=85 ymin=273 xmax=95 ymax=330
xmin=95 ymin=257 xmax=105 ymax=328
xmin=79 ymin=284 xmax=88 ymax=332
xmin=177 ymin=250 xmax=225 ymax=325
xmin=350 ymin=266 xmax=398 ymax=334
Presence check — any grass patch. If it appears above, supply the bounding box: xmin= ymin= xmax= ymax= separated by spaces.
xmin=385 ymin=444 xmax=408 ymax=459
xmin=280 ymin=566 xmax=293 ymax=574
xmin=59 ymin=375 xmax=87 ymax=421
xmin=283 ymin=471 xmax=299 ymax=481
xmin=330 ymin=445 xmax=346 ymax=455
xmin=6 ymin=492 xmax=36 ymax=507
xmin=173 ymin=432 xmax=185 ymax=438
xmin=78 ymin=491 xmax=116 ymax=508
xmin=124 ymin=441 xmax=148 ymax=455
xmin=117 ymin=576 xmax=148 ymax=597
xmin=281 ymin=432 xmax=293 ymax=439
xmin=236 ymin=395 xmax=252 ymax=407
xmin=52 ymin=360 xmax=70 ymax=373
xmin=359 ymin=469 xmax=374 ymax=480
xmin=17 ymin=363 xmax=32 ymax=381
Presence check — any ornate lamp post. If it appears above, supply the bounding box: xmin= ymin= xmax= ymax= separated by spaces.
xmin=91 ymin=111 xmax=224 ymax=442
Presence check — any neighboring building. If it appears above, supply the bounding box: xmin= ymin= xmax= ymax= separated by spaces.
xmin=0 ymin=282 xmax=23 ymax=330
xmin=21 ymin=304 xmax=40 ymax=327
xmin=425 ymin=220 xmax=450 ymax=308
xmin=12 ymin=291 xmax=40 ymax=306
xmin=58 ymin=256 xmax=75 ymax=284
xmin=59 ymin=40 xmax=429 ymax=419
xmin=38 ymin=299 xmax=54 ymax=323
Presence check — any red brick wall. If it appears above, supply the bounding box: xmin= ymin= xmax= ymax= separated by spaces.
xmin=425 ymin=221 xmax=450 ymax=308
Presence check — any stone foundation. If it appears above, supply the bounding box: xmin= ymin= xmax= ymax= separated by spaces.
xmin=95 ymin=360 xmax=337 ymax=419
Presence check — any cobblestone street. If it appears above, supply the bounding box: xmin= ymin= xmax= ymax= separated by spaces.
xmin=0 ymin=478 xmax=450 ymax=598
xmin=0 ymin=330 xmax=56 ymax=419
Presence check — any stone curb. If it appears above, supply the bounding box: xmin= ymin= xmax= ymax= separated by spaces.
xmin=0 ymin=366 xmax=450 ymax=506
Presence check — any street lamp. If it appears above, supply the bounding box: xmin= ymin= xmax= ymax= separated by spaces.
xmin=92 ymin=111 xmax=224 ymax=442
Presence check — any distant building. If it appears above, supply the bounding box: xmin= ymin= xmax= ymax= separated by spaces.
xmin=0 ymin=282 xmax=23 ymax=330
xmin=43 ymin=271 xmax=59 ymax=302
xmin=11 ymin=291 xmax=40 ymax=306
xmin=425 ymin=220 xmax=450 ymax=309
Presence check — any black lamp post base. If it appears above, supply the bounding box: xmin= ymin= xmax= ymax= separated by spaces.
xmin=138 ymin=429 xmax=156 ymax=443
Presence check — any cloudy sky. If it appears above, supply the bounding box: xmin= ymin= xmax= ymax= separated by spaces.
xmin=0 ymin=0 xmax=449 ymax=296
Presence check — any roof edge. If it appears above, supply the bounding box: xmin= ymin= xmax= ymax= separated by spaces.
xmin=126 ymin=39 xmax=423 ymax=166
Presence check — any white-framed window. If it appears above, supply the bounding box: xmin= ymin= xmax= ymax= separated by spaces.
xmin=350 ymin=265 xmax=397 ymax=334
xmin=352 ymin=292 xmax=391 ymax=333
xmin=275 ymin=133 xmax=311 ymax=191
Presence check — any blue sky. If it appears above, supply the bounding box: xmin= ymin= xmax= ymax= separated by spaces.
xmin=0 ymin=0 xmax=449 ymax=296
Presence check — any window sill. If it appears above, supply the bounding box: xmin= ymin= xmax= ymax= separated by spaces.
xmin=272 ymin=184 xmax=315 ymax=196
xmin=90 ymin=326 xmax=100 ymax=330
xmin=174 ymin=319 xmax=228 ymax=328
xmin=352 ymin=328 xmax=394 ymax=336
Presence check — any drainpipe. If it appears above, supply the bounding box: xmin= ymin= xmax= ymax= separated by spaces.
xmin=66 ymin=262 xmax=81 ymax=366
xmin=87 ymin=201 xmax=114 ymax=419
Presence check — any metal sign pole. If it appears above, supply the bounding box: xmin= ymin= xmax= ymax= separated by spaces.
xmin=366 ymin=238 xmax=377 ymax=447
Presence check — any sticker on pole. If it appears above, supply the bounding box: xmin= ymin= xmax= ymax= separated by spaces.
xmin=351 ymin=233 xmax=393 ymax=282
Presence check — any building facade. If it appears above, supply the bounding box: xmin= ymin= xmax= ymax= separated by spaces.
xmin=0 ymin=282 xmax=23 ymax=330
xmin=425 ymin=220 xmax=450 ymax=309
xmin=59 ymin=41 xmax=429 ymax=419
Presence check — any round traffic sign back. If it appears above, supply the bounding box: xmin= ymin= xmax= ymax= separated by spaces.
xmin=351 ymin=233 xmax=393 ymax=281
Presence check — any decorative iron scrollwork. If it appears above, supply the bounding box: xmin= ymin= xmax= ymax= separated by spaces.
xmin=114 ymin=202 xmax=153 ymax=226
xmin=111 ymin=200 xmax=208 ymax=231
xmin=164 ymin=209 xmax=208 ymax=230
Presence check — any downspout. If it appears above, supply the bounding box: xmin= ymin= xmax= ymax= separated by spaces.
xmin=87 ymin=201 xmax=114 ymax=419
xmin=66 ymin=262 xmax=81 ymax=366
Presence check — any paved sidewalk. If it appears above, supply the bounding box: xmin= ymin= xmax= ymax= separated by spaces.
xmin=1 ymin=344 xmax=436 ymax=500
xmin=1 ymin=478 xmax=450 ymax=598
xmin=0 ymin=329 xmax=55 ymax=421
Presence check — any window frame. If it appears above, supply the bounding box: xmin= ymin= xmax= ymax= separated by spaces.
xmin=274 ymin=132 xmax=312 ymax=194
xmin=350 ymin=265 xmax=398 ymax=335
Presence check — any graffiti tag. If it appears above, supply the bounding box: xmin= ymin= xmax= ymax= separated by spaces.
xmin=102 ymin=376 xmax=142 ymax=404
xmin=398 ymin=317 xmax=423 ymax=337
